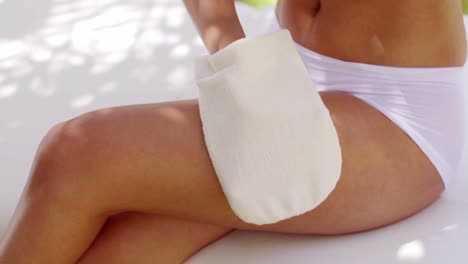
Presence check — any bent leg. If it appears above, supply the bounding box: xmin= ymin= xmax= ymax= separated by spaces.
xmin=0 ymin=94 xmax=444 ymax=263
xmin=66 ymin=95 xmax=440 ymax=233
xmin=77 ymin=212 xmax=233 ymax=264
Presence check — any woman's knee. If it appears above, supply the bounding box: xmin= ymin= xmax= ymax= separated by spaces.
xmin=26 ymin=114 xmax=112 ymax=212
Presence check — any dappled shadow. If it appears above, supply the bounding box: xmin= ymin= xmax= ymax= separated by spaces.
xmin=0 ymin=0 xmax=272 ymax=238
xmin=0 ymin=0 xmax=210 ymax=237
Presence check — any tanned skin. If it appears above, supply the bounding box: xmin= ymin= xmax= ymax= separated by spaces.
xmin=0 ymin=1 xmax=465 ymax=263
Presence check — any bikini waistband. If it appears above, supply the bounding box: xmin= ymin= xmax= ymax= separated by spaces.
xmin=266 ymin=11 xmax=466 ymax=86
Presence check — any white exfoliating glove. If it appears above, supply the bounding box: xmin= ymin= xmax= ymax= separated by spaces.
xmin=194 ymin=30 xmax=342 ymax=225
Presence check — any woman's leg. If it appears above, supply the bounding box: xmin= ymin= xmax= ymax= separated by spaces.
xmin=76 ymin=212 xmax=234 ymax=264
xmin=0 ymin=94 xmax=444 ymax=263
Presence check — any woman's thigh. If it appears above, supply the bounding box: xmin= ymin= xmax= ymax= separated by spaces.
xmin=58 ymin=93 xmax=444 ymax=235
xmin=77 ymin=212 xmax=234 ymax=264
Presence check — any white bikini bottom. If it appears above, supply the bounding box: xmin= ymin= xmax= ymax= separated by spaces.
xmin=267 ymin=14 xmax=466 ymax=191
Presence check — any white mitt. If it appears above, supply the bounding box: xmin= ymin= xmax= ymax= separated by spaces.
xmin=194 ymin=30 xmax=342 ymax=225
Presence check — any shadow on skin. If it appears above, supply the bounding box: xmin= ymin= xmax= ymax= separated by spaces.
xmin=188 ymin=198 xmax=468 ymax=263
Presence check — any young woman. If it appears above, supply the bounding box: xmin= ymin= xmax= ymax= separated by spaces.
xmin=0 ymin=0 xmax=466 ymax=263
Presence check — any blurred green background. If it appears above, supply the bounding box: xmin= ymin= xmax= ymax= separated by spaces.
xmin=236 ymin=0 xmax=275 ymax=9
xmin=237 ymin=0 xmax=468 ymax=14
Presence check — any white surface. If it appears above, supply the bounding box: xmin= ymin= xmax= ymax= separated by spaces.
xmin=0 ymin=1 xmax=466 ymax=263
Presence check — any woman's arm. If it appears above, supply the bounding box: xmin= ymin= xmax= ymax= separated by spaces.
xmin=183 ymin=0 xmax=246 ymax=54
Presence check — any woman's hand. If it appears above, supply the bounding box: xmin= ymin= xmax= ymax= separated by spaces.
xmin=183 ymin=0 xmax=246 ymax=54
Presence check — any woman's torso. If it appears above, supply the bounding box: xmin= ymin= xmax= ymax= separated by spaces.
xmin=272 ymin=0 xmax=466 ymax=190
xmin=276 ymin=0 xmax=467 ymax=67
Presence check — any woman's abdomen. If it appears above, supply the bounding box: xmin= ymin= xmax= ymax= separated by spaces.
xmin=276 ymin=0 xmax=467 ymax=67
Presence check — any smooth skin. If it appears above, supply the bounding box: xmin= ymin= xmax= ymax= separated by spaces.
xmin=0 ymin=0 xmax=466 ymax=263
